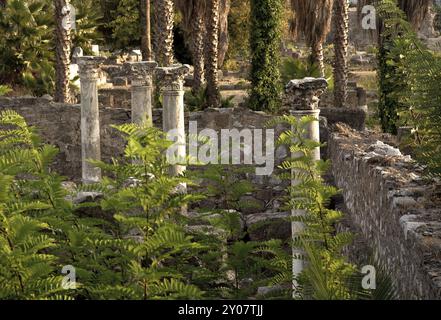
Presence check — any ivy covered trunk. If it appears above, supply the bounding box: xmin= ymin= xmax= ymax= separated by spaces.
xmin=249 ymin=0 xmax=283 ymax=112
xmin=205 ymin=0 xmax=221 ymax=108
xmin=156 ymin=0 xmax=174 ymax=66
xmin=192 ymin=2 xmax=205 ymax=93
xmin=377 ymin=32 xmax=400 ymax=135
xmin=333 ymin=0 xmax=349 ymax=108
xmin=54 ymin=0 xmax=72 ymax=103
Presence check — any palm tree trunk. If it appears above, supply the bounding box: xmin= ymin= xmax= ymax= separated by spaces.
xmin=54 ymin=0 xmax=72 ymax=103
xmin=156 ymin=0 xmax=175 ymax=66
xmin=218 ymin=0 xmax=231 ymax=68
xmin=140 ymin=0 xmax=152 ymax=61
xmin=192 ymin=7 xmax=206 ymax=93
xmin=310 ymin=41 xmax=325 ymax=78
xmin=333 ymin=0 xmax=349 ymax=107
xmin=205 ymin=0 xmax=221 ymax=108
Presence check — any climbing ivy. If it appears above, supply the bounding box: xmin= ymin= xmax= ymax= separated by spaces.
xmin=249 ymin=0 xmax=284 ymax=113
xmin=376 ymin=0 xmax=409 ymax=134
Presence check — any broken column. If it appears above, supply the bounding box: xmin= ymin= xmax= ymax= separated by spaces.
xmin=124 ymin=61 xmax=158 ymax=126
xmin=284 ymin=77 xmax=328 ymax=296
xmin=156 ymin=64 xmax=190 ymax=178
xmin=78 ymin=56 xmax=105 ymax=184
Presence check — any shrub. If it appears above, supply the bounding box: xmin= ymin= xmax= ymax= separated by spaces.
xmin=249 ymin=0 xmax=284 ymax=113
xmin=0 ymin=0 xmax=55 ymax=95
xmin=270 ymin=115 xmax=356 ymax=299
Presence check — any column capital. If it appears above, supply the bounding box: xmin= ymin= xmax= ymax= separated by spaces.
xmin=284 ymin=77 xmax=328 ymax=111
xmin=156 ymin=64 xmax=190 ymax=92
xmin=77 ymin=56 xmax=106 ymax=80
xmin=124 ymin=61 xmax=158 ymax=86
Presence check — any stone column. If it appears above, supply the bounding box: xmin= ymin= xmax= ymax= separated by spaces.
xmin=78 ymin=56 xmax=105 ymax=184
xmin=284 ymin=77 xmax=328 ymax=296
xmin=124 ymin=61 xmax=158 ymax=126
xmin=156 ymin=65 xmax=190 ymax=178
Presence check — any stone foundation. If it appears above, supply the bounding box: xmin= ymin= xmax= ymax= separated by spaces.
xmin=328 ymin=124 xmax=441 ymax=299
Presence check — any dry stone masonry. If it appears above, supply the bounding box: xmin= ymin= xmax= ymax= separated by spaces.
xmin=329 ymin=124 xmax=441 ymax=299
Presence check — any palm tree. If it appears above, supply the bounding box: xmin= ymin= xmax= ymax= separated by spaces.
xmin=140 ymin=0 xmax=152 ymax=61
xmin=357 ymin=0 xmax=432 ymax=31
xmin=333 ymin=0 xmax=349 ymax=108
xmin=218 ymin=0 xmax=231 ymax=68
xmin=175 ymin=0 xmax=206 ymax=92
xmin=357 ymin=0 xmax=431 ymax=133
xmin=398 ymin=0 xmax=432 ymax=29
xmin=205 ymin=0 xmax=221 ymax=108
xmin=54 ymin=0 xmax=72 ymax=103
xmin=290 ymin=0 xmax=334 ymax=77
xmin=156 ymin=0 xmax=175 ymax=66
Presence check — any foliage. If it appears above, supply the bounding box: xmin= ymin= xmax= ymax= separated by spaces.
xmin=70 ymin=0 xmax=104 ymax=54
xmin=184 ymin=88 xmax=236 ymax=111
xmin=0 ymin=85 xmax=11 ymax=96
xmin=193 ymin=164 xmax=257 ymax=215
xmin=0 ymin=111 xmax=207 ymax=299
xmin=0 ymin=0 xmax=55 ymax=95
xmin=0 ymin=110 xmax=72 ymax=299
xmin=280 ymin=57 xmax=334 ymax=89
xmin=107 ymin=0 xmax=140 ymax=50
xmin=227 ymin=0 xmax=251 ymax=61
xmin=269 ymin=115 xmax=356 ymax=299
xmin=375 ymin=0 xmax=410 ymax=134
xmin=376 ymin=0 xmax=441 ymax=177
xmin=249 ymin=0 xmax=284 ymax=113
xmin=0 ymin=0 xmax=104 ymax=95
xmin=0 ymin=110 xmax=291 ymax=300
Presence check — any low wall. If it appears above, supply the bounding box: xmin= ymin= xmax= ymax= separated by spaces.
xmin=0 ymin=97 xmax=367 ymax=215
xmin=0 ymin=97 xmax=365 ymax=179
xmin=329 ymin=124 xmax=441 ymax=299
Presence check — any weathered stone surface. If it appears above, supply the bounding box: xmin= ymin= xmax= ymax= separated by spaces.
xmin=78 ymin=56 xmax=106 ymax=183
xmin=245 ymin=212 xmax=291 ymax=241
xmin=328 ymin=123 xmax=441 ymax=299
xmin=0 ymin=97 xmax=364 ymax=209
xmin=320 ymin=107 xmax=366 ymax=131
xmin=99 ymin=87 xmax=131 ymax=109
xmin=284 ymin=77 xmax=328 ymax=111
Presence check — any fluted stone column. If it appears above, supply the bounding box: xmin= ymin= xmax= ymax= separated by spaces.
xmin=78 ymin=56 xmax=105 ymax=184
xmin=284 ymin=77 xmax=328 ymax=296
xmin=156 ymin=65 xmax=190 ymax=178
xmin=124 ymin=61 xmax=158 ymax=126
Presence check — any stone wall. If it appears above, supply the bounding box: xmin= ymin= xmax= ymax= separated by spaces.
xmin=2 ymin=97 xmax=441 ymax=298
xmin=0 ymin=97 xmax=365 ymax=178
xmin=328 ymin=124 xmax=441 ymax=299
xmin=0 ymin=97 xmax=130 ymax=180
xmin=0 ymin=97 xmax=366 ymax=213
